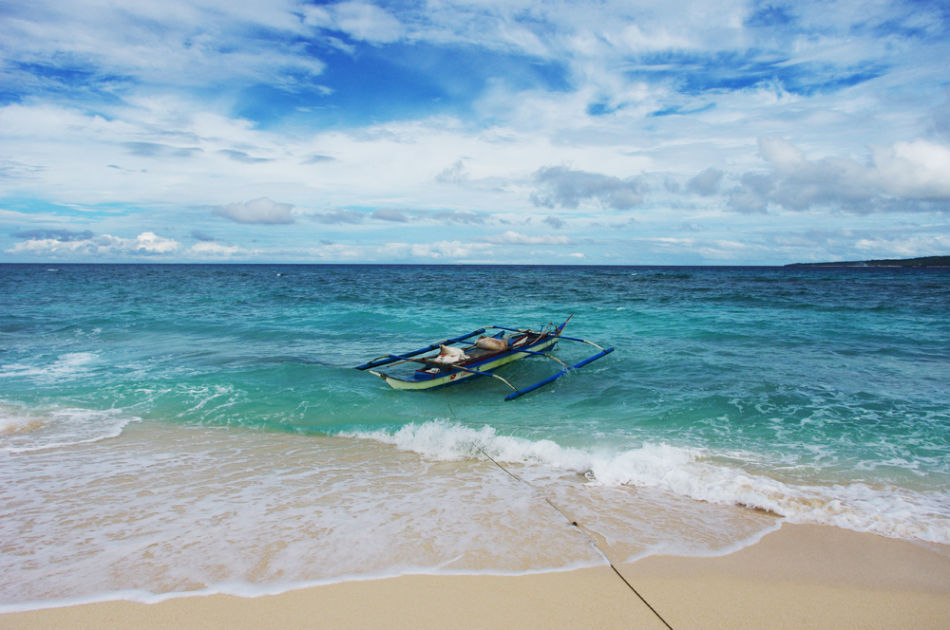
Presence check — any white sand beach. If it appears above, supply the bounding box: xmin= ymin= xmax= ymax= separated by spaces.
xmin=4 ymin=523 xmax=949 ymax=630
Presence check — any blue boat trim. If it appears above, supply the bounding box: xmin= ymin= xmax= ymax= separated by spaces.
xmin=355 ymin=316 xmax=614 ymax=400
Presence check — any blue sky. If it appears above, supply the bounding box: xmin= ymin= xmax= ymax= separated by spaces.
xmin=1 ymin=0 xmax=949 ymax=264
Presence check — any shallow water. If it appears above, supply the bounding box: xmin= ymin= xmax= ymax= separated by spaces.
xmin=1 ymin=264 xmax=948 ymax=608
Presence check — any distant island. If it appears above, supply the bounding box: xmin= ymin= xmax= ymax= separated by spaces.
xmin=786 ymin=255 xmax=950 ymax=268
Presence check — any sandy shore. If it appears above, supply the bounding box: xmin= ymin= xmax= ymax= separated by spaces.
xmin=4 ymin=523 xmax=949 ymax=630
xmin=628 ymin=524 xmax=950 ymax=629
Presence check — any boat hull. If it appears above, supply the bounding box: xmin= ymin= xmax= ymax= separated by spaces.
xmin=370 ymin=335 xmax=558 ymax=391
xmin=356 ymin=316 xmax=613 ymax=400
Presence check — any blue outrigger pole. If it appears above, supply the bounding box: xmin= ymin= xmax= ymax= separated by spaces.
xmin=504 ymin=341 xmax=614 ymax=401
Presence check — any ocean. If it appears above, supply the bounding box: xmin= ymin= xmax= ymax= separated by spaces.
xmin=1 ymin=263 xmax=948 ymax=610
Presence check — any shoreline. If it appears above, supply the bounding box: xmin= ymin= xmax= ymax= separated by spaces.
xmin=4 ymin=523 xmax=949 ymax=629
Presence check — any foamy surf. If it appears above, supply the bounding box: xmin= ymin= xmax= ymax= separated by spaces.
xmin=0 ymin=422 xmax=612 ymax=608
xmin=0 ymin=403 xmax=139 ymax=453
xmin=344 ymin=420 xmax=950 ymax=545
xmin=0 ymin=352 xmax=99 ymax=383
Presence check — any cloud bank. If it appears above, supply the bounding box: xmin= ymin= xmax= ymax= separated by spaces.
xmin=727 ymin=138 xmax=950 ymax=213
xmin=1 ymin=0 xmax=949 ymax=264
xmin=10 ymin=231 xmax=180 ymax=257
xmin=532 ymin=167 xmax=645 ymax=210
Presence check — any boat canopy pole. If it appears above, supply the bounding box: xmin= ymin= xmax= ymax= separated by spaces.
xmin=491 ymin=325 xmax=610 ymax=353
xmin=490 ymin=325 xmax=537 ymax=334
xmin=505 ymin=347 xmax=614 ymax=401
xmin=384 ymin=353 xmax=519 ymax=392
xmin=355 ymin=328 xmax=487 ymax=370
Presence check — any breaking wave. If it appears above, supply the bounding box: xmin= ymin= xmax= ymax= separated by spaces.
xmin=343 ymin=420 xmax=950 ymax=545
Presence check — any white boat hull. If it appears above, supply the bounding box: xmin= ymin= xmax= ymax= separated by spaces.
xmin=370 ymin=336 xmax=558 ymax=391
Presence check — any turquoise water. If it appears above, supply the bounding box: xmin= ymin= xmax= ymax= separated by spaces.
xmin=2 ymin=264 xmax=949 ymax=607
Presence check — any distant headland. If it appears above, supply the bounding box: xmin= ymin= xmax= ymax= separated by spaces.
xmin=786 ymin=255 xmax=950 ymax=268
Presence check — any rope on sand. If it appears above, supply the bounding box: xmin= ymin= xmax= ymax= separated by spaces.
xmin=473 ymin=444 xmax=675 ymax=630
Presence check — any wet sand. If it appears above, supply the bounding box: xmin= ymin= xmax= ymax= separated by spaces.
xmin=4 ymin=523 xmax=949 ymax=629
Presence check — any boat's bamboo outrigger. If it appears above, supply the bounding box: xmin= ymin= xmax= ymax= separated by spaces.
xmin=355 ymin=316 xmax=613 ymax=400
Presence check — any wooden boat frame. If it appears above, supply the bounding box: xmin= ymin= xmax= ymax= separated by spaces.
xmin=355 ymin=316 xmax=614 ymax=400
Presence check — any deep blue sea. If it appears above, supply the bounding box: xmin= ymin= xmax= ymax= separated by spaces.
xmin=1 ymin=263 xmax=948 ymax=608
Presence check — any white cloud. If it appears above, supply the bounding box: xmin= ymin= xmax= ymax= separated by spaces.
xmin=303 ymin=1 xmax=403 ymax=43
xmin=532 ymin=167 xmax=645 ymax=210
xmin=487 ymin=230 xmax=570 ymax=245
xmin=728 ymin=137 xmax=950 ymax=213
xmin=310 ymin=209 xmax=364 ymax=224
xmin=133 ymin=231 xmax=180 ymax=254
xmin=8 ymin=231 xmax=180 ymax=257
xmin=332 ymin=1 xmax=404 ymax=43
xmin=2 ymin=1 xmax=949 ymax=265
xmin=0 ymin=0 xmax=322 ymax=89
xmin=300 ymin=242 xmax=368 ymax=261
xmin=619 ymin=23 xmax=694 ymax=52
xmin=375 ymin=240 xmax=494 ymax=261
xmin=686 ymin=167 xmax=724 ymax=196
xmin=409 ymin=240 xmax=489 ymax=259
xmin=372 ymin=208 xmax=409 ymax=222
xmin=643 ymin=236 xmax=759 ymax=261
xmin=758 ymin=137 xmax=806 ymax=172
xmin=189 ymin=241 xmax=243 ymax=257
xmin=872 ymin=140 xmax=950 ymax=199
xmin=854 ymin=233 xmax=950 ymax=258
xmin=213 ymin=198 xmax=295 ymax=224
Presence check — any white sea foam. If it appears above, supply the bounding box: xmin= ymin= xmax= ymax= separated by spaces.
xmin=342 ymin=421 xmax=591 ymax=469
xmin=0 ymin=403 xmax=139 ymax=453
xmin=0 ymin=410 xmax=44 ymax=435
xmin=1 ymin=418 xmax=945 ymax=611
xmin=0 ymin=352 xmax=99 ymax=383
xmin=0 ymin=423 xmax=606 ymax=609
xmin=345 ymin=420 xmax=950 ymax=545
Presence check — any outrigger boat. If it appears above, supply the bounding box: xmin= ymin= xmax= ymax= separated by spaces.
xmin=355 ymin=316 xmax=613 ymax=400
